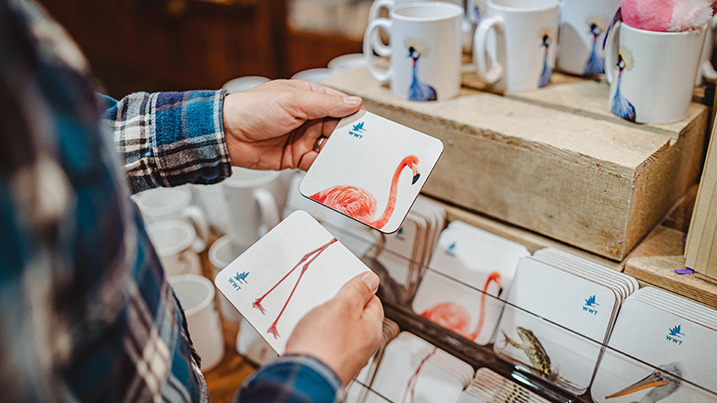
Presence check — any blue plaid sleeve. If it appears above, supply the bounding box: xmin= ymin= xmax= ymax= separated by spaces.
xmin=237 ymin=355 xmax=344 ymax=403
xmin=102 ymin=90 xmax=233 ymax=193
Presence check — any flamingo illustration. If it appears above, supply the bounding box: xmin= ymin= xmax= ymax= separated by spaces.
xmin=252 ymin=238 xmax=337 ymax=338
xmin=310 ymin=155 xmax=421 ymax=230
xmin=421 ymin=271 xmax=503 ymax=341
xmin=605 ymin=362 xmax=683 ymax=402
xmin=611 ymin=53 xmax=636 ymax=122
xmin=539 ymin=34 xmax=553 ymax=88
xmin=401 ymin=346 xmax=438 ymax=403
xmin=407 ymin=47 xmax=437 ymax=101
xmin=584 ymin=23 xmax=605 ymax=75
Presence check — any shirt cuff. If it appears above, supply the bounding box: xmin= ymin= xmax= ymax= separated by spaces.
xmin=105 ymin=90 xmax=232 ymax=193
xmin=237 ymin=354 xmax=344 ymax=403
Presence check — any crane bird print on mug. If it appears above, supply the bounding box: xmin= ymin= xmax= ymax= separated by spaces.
xmin=610 ymin=47 xmax=636 ymax=122
xmin=300 ymin=110 xmax=443 ymax=234
xmin=539 ymin=29 xmax=554 ymax=88
xmin=407 ymin=43 xmax=437 ymax=101
xmin=584 ymin=19 xmax=607 ymax=75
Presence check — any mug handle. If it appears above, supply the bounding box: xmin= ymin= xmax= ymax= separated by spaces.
xmin=254 ymin=189 xmax=280 ymax=237
xmin=368 ymin=0 xmax=394 ymax=32
xmin=473 ymin=16 xmax=505 ymax=85
xmin=364 ymin=17 xmax=393 ymax=83
xmin=604 ymin=20 xmax=621 ymax=84
xmin=183 ymin=205 xmax=210 ymax=252
xmin=702 ymin=60 xmax=717 ymax=81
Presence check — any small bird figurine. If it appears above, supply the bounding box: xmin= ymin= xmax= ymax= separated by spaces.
xmin=407 ymin=46 xmax=438 ymax=101
xmin=620 ymin=0 xmax=712 ymax=32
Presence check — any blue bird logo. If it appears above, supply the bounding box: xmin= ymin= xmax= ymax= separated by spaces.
xmin=584 ymin=295 xmax=599 ymax=307
xmin=352 ymin=122 xmax=366 ymax=132
xmin=668 ymin=325 xmax=685 ymax=338
xmin=234 ymin=272 xmax=249 ymax=284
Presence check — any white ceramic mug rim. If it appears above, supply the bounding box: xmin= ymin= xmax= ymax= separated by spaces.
xmin=136 ymin=188 xmax=192 ymax=215
xmin=487 ymin=0 xmax=559 ymax=13
xmin=391 ymin=1 xmax=464 ymax=21
xmin=209 ymin=234 xmax=235 ymax=270
xmin=148 ymin=219 xmax=196 ymax=256
xmin=223 ymin=169 xmax=281 ymax=189
xmin=168 ymin=274 xmax=216 ymax=316
xmin=620 ymin=20 xmax=707 ymax=37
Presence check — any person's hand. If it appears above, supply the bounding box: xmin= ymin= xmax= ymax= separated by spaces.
xmin=222 ymin=79 xmax=363 ymax=171
xmin=285 ymin=271 xmax=384 ymax=386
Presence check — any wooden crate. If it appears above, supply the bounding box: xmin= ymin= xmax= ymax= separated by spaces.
xmin=323 ymin=69 xmax=708 ymax=261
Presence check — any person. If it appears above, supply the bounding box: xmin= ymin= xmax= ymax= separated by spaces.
xmin=0 ymin=0 xmax=383 ymax=401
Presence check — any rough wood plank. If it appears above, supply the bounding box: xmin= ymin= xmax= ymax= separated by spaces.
xmin=625 ymin=225 xmax=717 ymax=309
xmin=323 ymin=68 xmax=707 ymax=260
xmin=686 ymin=121 xmax=717 ymax=278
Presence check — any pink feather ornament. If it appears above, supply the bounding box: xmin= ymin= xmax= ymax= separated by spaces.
xmin=620 ymin=0 xmax=712 ymax=31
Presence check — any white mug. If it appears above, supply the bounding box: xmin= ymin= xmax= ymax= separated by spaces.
xmin=605 ymin=21 xmax=707 ymax=123
xmin=367 ymin=0 xmax=464 ymax=50
xmin=473 ymin=0 xmax=560 ymax=91
xmin=168 ymin=275 xmax=225 ymax=372
xmin=146 ymin=220 xmax=203 ymax=277
xmin=556 ymin=0 xmax=620 ymax=76
xmin=222 ymin=167 xmax=282 ymax=250
xmin=209 ymin=235 xmax=244 ymax=323
xmin=236 ymin=317 xmax=278 ymax=366
xmin=134 ymin=186 xmax=209 ymax=248
xmin=192 ymin=183 xmax=230 ymax=235
xmin=364 ymin=2 xmax=464 ymax=101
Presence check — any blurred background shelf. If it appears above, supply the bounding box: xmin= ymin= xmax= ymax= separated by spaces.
xmin=39 ymin=0 xmax=366 ymax=97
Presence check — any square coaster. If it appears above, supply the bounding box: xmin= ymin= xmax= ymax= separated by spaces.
xmin=300 ymin=110 xmax=443 ymax=233
xmin=215 ymin=211 xmax=370 ymax=354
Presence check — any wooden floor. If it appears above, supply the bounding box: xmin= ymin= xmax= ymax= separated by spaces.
xmin=203 ymin=320 xmax=259 ymax=402
xmin=199 ymin=237 xmax=259 ymax=402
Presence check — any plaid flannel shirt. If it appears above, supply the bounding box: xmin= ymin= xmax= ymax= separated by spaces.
xmin=0 ymin=0 xmax=342 ymax=402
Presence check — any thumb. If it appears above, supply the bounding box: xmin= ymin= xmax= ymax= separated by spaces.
xmin=292 ymin=90 xmax=362 ymax=120
xmin=335 ymin=271 xmax=380 ymax=309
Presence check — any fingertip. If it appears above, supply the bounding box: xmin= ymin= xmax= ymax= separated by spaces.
xmin=337 ymin=272 xmax=379 ymax=308
xmin=343 ymin=96 xmax=361 ymax=106
xmin=361 ymin=271 xmax=380 ymax=293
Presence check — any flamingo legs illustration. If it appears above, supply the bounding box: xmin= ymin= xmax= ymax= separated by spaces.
xmin=407 ymin=47 xmax=437 ymax=101
xmin=401 ymin=346 xmax=438 ymax=403
xmin=421 ymin=271 xmax=503 ymax=341
xmin=584 ymin=23 xmax=605 ymax=75
xmin=252 ymin=238 xmax=338 ymax=338
xmin=310 ymin=155 xmax=421 ymax=230
xmin=539 ymin=34 xmax=553 ymax=88
xmin=611 ymin=54 xmax=636 ymax=122
xmin=605 ymin=362 xmax=683 ymax=402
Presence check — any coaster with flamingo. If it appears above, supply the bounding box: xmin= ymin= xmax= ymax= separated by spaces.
xmin=300 ymin=109 xmax=443 ymax=234
xmin=214 ymin=210 xmax=371 ymax=354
